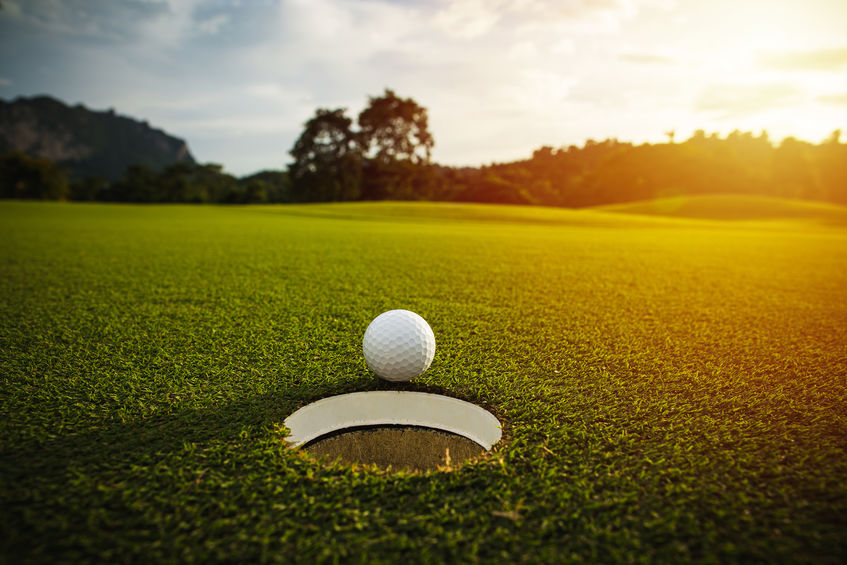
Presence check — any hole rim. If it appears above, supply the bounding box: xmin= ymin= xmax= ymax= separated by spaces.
xmin=283 ymin=391 xmax=503 ymax=450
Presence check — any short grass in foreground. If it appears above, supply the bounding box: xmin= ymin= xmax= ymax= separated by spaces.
xmin=1 ymin=198 xmax=846 ymax=563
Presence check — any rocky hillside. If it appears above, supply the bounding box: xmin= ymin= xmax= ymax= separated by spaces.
xmin=0 ymin=95 xmax=195 ymax=180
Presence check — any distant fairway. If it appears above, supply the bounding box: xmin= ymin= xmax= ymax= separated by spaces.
xmin=594 ymin=193 xmax=847 ymax=225
xmin=1 ymin=200 xmax=846 ymax=563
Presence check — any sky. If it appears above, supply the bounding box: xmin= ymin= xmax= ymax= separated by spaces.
xmin=2 ymin=0 xmax=847 ymax=176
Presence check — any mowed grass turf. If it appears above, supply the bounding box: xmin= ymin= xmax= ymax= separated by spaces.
xmin=1 ymin=199 xmax=846 ymax=563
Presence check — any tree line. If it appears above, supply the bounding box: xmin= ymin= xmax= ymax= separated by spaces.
xmin=0 ymin=153 xmax=290 ymax=203
xmin=2 ymin=89 xmax=846 ymax=206
xmin=460 ymin=130 xmax=847 ymax=207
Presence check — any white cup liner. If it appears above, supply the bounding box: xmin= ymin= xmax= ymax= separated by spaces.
xmin=284 ymin=391 xmax=503 ymax=450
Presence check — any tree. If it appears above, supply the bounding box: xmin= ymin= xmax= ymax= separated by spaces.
xmin=0 ymin=152 xmax=70 ymax=200
xmin=238 ymin=171 xmax=291 ymax=203
xmin=358 ymin=89 xmax=434 ymax=165
xmin=289 ymin=108 xmax=362 ymax=202
xmin=774 ymin=137 xmax=817 ymax=199
xmin=107 ymin=164 xmax=158 ymax=202
xmin=815 ymin=130 xmax=847 ymax=203
xmin=158 ymin=162 xmax=194 ymax=202
xmin=356 ymin=90 xmax=435 ymax=199
xmin=189 ymin=163 xmax=237 ymax=203
xmin=70 ymin=175 xmax=110 ymax=201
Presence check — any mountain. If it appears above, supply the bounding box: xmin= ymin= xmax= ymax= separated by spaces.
xmin=0 ymin=95 xmax=195 ymax=180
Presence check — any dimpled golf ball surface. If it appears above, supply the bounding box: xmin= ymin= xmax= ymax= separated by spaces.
xmin=363 ymin=310 xmax=436 ymax=382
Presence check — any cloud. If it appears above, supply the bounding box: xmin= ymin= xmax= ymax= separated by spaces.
xmin=758 ymin=47 xmax=847 ymax=71
xmin=134 ymin=0 xmax=235 ymax=48
xmin=432 ymin=0 xmax=652 ymax=39
xmin=0 ymin=0 xmax=167 ymax=40
xmin=620 ymin=53 xmax=675 ymax=65
xmin=0 ymin=0 xmax=233 ymax=46
xmin=818 ymin=93 xmax=847 ymax=105
xmin=0 ymin=0 xmax=693 ymax=174
xmin=433 ymin=0 xmax=501 ymax=39
xmin=194 ymin=13 xmax=230 ymax=36
xmin=510 ymin=0 xmax=637 ymax=20
xmin=20 ymin=0 xmax=834 ymax=176
xmin=696 ymin=83 xmax=804 ymax=118
xmin=0 ymin=77 xmax=11 ymax=87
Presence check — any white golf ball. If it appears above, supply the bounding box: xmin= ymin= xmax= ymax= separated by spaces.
xmin=363 ymin=309 xmax=436 ymax=382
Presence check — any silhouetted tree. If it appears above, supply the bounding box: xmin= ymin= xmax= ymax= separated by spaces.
xmin=814 ymin=130 xmax=847 ymax=203
xmin=70 ymin=175 xmax=110 ymax=201
xmin=358 ymin=89 xmax=433 ymax=165
xmin=189 ymin=163 xmax=237 ymax=203
xmin=239 ymin=170 xmax=291 ymax=203
xmin=773 ymin=137 xmax=817 ymax=199
xmin=107 ymin=164 xmax=158 ymax=201
xmin=0 ymin=152 xmax=70 ymax=200
xmin=355 ymin=90 xmax=435 ymax=199
xmin=158 ymin=162 xmax=195 ymax=202
xmin=289 ymin=108 xmax=362 ymax=202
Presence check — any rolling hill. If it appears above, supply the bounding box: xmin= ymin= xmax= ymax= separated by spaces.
xmin=592 ymin=194 xmax=847 ymax=226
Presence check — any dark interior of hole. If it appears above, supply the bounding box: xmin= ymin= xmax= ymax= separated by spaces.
xmin=302 ymin=425 xmax=486 ymax=471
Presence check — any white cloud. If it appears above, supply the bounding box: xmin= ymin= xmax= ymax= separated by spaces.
xmin=134 ymin=0 xmax=200 ymax=48
xmin=433 ymin=0 xmax=502 ymax=39
xmin=696 ymin=82 xmax=805 ymax=118
xmin=620 ymin=52 xmax=676 ymax=65
xmin=758 ymin=47 xmax=847 ymax=71
xmin=818 ymin=93 xmax=847 ymax=105
xmin=508 ymin=40 xmax=538 ymax=61
xmin=196 ymin=13 xmax=230 ymax=35
xmin=4 ymin=0 xmax=845 ymax=175
xmin=551 ymin=38 xmax=575 ymax=55
xmin=133 ymin=0 xmax=678 ymax=169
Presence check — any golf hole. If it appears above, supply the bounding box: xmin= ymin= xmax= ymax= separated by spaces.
xmin=284 ymin=391 xmax=502 ymax=472
xmin=304 ymin=426 xmax=485 ymax=471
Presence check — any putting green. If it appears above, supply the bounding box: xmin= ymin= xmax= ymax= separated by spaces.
xmin=1 ymin=199 xmax=845 ymax=563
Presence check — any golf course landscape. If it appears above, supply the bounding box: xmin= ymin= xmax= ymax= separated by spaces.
xmin=1 ymin=197 xmax=846 ymax=563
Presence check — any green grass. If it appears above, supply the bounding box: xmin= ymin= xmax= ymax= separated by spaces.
xmin=595 ymin=193 xmax=847 ymax=225
xmin=1 ymin=199 xmax=846 ymax=563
